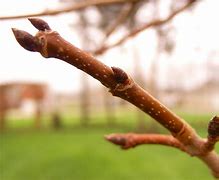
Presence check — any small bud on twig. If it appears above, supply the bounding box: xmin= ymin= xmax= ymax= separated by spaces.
xmin=105 ymin=134 xmax=127 ymax=148
xmin=12 ymin=28 xmax=39 ymax=52
xmin=202 ymin=116 xmax=219 ymax=153
xmin=111 ymin=66 xmax=128 ymax=83
xmin=28 ymin=18 xmax=51 ymax=31
xmin=208 ymin=116 xmax=219 ymax=138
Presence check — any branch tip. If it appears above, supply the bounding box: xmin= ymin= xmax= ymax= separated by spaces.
xmin=12 ymin=28 xmax=39 ymax=52
xmin=105 ymin=134 xmax=128 ymax=148
xmin=28 ymin=18 xmax=51 ymax=31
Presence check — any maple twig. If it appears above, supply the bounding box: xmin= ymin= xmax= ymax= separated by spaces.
xmin=105 ymin=133 xmax=186 ymax=151
xmin=93 ymin=0 xmax=197 ymax=55
xmin=12 ymin=18 xmax=219 ymax=178
xmin=0 ymin=0 xmax=139 ymax=20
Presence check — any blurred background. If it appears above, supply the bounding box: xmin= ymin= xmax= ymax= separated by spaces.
xmin=0 ymin=0 xmax=218 ymax=179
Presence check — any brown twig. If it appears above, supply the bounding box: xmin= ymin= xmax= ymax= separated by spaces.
xmin=12 ymin=18 xmax=219 ymax=178
xmin=0 ymin=0 xmax=139 ymax=20
xmin=93 ymin=0 xmax=197 ymax=55
xmin=105 ymin=133 xmax=186 ymax=152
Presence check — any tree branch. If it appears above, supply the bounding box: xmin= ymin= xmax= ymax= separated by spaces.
xmin=104 ymin=3 xmax=135 ymax=40
xmin=93 ymin=0 xmax=197 ymax=55
xmin=105 ymin=133 xmax=186 ymax=152
xmin=0 ymin=0 xmax=140 ymax=20
xmin=12 ymin=18 xmax=219 ymax=178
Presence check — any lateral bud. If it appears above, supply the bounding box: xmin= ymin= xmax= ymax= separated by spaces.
xmin=28 ymin=18 xmax=51 ymax=31
xmin=208 ymin=116 xmax=219 ymax=138
xmin=111 ymin=66 xmax=128 ymax=83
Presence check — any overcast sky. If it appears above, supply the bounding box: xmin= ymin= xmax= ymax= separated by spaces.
xmin=0 ymin=0 xmax=218 ymax=93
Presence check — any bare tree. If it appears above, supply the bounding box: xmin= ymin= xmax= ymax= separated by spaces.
xmin=12 ymin=18 xmax=219 ymax=178
xmin=0 ymin=0 xmax=197 ymax=55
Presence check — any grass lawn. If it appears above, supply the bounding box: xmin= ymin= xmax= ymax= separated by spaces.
xmin=0 ymin=113 xmax=218 ymax=180
xmin=1 ymin=129 xmax=218 ymax=180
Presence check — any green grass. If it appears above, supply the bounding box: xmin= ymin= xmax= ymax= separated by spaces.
xmin=0 ymin=112 xmax=218 ymax=180
xmin=1 ymin=129 xmax=218 ymax=180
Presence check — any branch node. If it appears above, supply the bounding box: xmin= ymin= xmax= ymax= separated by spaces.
xmin=109 ymin=67 xmax=134 ymax=93
xmin=200 ymin=116 xmax=219 ymax=154
xmin=111 ymin=66 xmax=129 ymax=83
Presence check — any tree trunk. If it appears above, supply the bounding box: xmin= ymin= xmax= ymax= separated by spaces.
xmin=0 ymin=87 xmax=6 ymax=131
xmin=80 ymin=73 xmax=90 ymax=126
xmin=103 ymin=89 xmax=116 ymax=126
xmin=34 ymin=100 xmax=42 ymax=129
